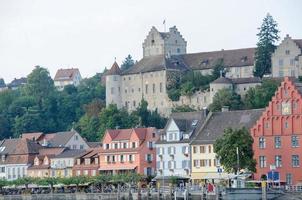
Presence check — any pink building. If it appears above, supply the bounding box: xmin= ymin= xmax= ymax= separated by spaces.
xmin=99 ymin=128 xmax=159 ymax=176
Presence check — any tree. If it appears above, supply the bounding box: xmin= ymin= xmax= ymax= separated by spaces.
xmin=244 ymin=79 xmax=280 ymax=109
xmin=172 ymin=105 xmax=196 ymax=113
xmin=254 ymin=13 xmax=280 ymax=77
xmin=209 ymin=88 xmax=243 ymax=111
xmin=121 ymin=55 xmax=135 ymax=71
xmin=211 ymin=59 xmax=227 ymax=80
xmin=36 ymin=177 xmax=58 ymax=193
xmin=134 ymin=99 xmax=167 ymax=128
xmin=98 ymin=104 xmax=139 ymax=140
xmin=24 ymin=66 xmax=55 ymax=107
xmin=214 ymin=127 xmax=256 ymax=173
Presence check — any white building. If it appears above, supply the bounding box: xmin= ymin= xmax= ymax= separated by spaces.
xmin=155 ymin=111 xmax=207 ymax=183
xmin=54 ymin=68 xmax=82 ymax=91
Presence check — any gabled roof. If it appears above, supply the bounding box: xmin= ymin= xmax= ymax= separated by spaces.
xmin=38 ymin=147 xmax=65 ymax=156
xmin=104 ymin=127 xmax=156 ymax=142
xmin=212 ymin=77 xmax=232 ymax=84
xmin=122 ymin=55 xmax=188 ymax=75
xmin=191 ymin=109 xmax=264 ymax=145
xmin=106 ymin=62 xmax=122 ymax=76
xmin=157 ymin=111 xmax=206 ymax=144
xmin=54 ymin=68 xmax=80 ymax=81
xmin=181 ymin=48 xmax=255 ymax=70
xmin=54 ymin=149 xmax=86 ymax=159
xmin=47 ymin=131 xmax=76 ymax=147
xmin=0 ymin=139 xmax=42 ymax=155
xmin=82 ymin=148 xmax=101 ymax=158
xmin=0 ymin=139 xmax=42 ymax=165
xmin=87 ymin=142 xmax=102 ymax=148
xmin=22 ymin=132 xmax=44 ymax=141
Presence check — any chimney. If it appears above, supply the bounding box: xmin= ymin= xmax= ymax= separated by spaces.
xmin=221 ymin=106 xmax=229 ymax=112
xmin=202 ymin=107 xmax=209 ymax=117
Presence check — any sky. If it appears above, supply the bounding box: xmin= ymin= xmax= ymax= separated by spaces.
xmin=0 ymin=0 xmax=301 ymax=82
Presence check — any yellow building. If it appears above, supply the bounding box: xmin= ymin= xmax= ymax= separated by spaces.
xmin=190 ymin=109 xmax=263 ymax=184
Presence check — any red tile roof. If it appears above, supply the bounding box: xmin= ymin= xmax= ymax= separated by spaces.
xmin=106 ymin=62 xmax=121 ymax=75
xmin=54 ymin=68 xmax=80 ymax=81
xmin=22 ymin=132 xmax=44 ymax=141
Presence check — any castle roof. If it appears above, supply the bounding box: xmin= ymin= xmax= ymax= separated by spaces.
xmin=122 ymin=55 xmax=188 ymax=75
xmin=211 ymin=77 xmax=261 ymax=85
xmin=122 ymin=48 xmax=255 ymax=75
xmin=181 ymin=47 xmax=255 ymax=70
xmin=106 ymin=61 xmax=122 ymax=75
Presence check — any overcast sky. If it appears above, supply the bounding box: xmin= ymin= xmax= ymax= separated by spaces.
xmin=0 ymin=0 xmax=301 ymax=82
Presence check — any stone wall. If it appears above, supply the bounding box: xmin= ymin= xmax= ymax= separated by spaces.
xmin=272 ymin=36 xmax=302 ymax=77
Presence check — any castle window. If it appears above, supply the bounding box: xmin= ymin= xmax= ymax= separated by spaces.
xmin=292 ymin=155 xmax=299 ymax=167
xmin=145 ymin=84 xmax=148 ymax=94
xmin=290 ymin=59 xmax=295 ymax=66
xmin=118 ymin=87 xmax=120 ymax=93
xmin=138 ymin=88 xmax=141 ymax=92
xmin=279 ymin=59 xmax=284 ymax=66
xmin=285 ymin=121 xmax=288 ymax=128
xmin=265 ymin=122 xmax=269 ymax=129
xmin=275 ymin=136 xmax=281 ymax=148
xmin=129 ymin=77 xmax=131 ymax=80
xmin=175 ymin=40 xmax=178 ymax=44
xmin=153 ymin=84 xmax=155 ymax=93
xmin=177 ymin=48 xmax=180 ymax=53
xmin=124 ymin=77 xmax=126 ymax=81
xmin=125 ymin=89 xmax=127 ymax=93
xmin=285 ymin=50 xmax=290 ymax=55
xmin=151 ymin=39 xmax=155 ymax=45
xmin=132 ymin=88 xmax=134 ymax=93
xmin=111 ymin=87 xmax=114 ymax=94
xmin=160 ymin=83 xmax=163 ymax=93
xmin=259 ymin=156 xmax=266 ymax=168
xmin=133 ymin=101 xmax=136 ymax=107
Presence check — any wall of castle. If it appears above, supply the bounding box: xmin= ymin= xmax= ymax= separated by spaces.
xmin=106 ymin=75 xmax=122 ymax=108
xmin=170 ymin=90 xmax=211 ymax=110
xmin=209 ymin=82 xmax=233 ymax=100
xmin=225 ymin=65 xmax=254 ymax=78
xmin=142 ymin=29 xmax=165 ymax=57
xmin=120 ymin=70 xmax=171 ymax=115
xmin=272 ymin=36 xmax=302 ymax=78
xmin=163 ymin=27 xmax=186 ymax=56
xmin=234 ymin=82 xmax=261 ymax=97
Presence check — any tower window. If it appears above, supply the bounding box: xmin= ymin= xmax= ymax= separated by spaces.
xmin=285 ymin=50 xmax=290 ymax=55
xmin=177 ymin=48 xmax=180 ymax=53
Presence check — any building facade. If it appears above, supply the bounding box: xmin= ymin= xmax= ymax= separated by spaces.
xmin=0 ymin=139 xmax=42 ymax=181
xmin=99 ymin=128 xmax=158 ymax=176
xmin=251 ymin=77 xmax=302 ymax=185
xmin=54 ymin=68 xmax=82 ymax=91
xmin=272 ymin=35 xmax=302 ymax=78
xmin=73 ymin=148 xmax=100 ymax=177
xmin=190 ymin=109 xmax=263 ymax=183
xmin=50 ymin=149 xmax=85 ymax=178
xmin=155 ymin=112 xmax=206 ymax=182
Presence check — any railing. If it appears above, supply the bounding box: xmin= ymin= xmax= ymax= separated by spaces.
xmin=286 ymin=185 xmax=302 ymax=192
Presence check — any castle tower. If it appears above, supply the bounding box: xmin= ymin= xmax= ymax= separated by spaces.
xmin=105 ymin=61 xmax=122 ymax=108
xmin=142 ymin=26 xmax=187 ymax=57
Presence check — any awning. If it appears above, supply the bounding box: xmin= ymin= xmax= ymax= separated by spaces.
xmin=191 ymin=172 xmax=234 ymax=180
xmin=99 ymin=166 xmax=137 ymax=171
xmin=154 ymin=175 xmax=190 ymax=180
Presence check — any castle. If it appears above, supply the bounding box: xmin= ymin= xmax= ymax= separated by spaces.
xmin=105 ymin=26 xmax=302 ymax=116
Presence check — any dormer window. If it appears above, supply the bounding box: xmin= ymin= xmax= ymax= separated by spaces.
xmin=1 ymin=154 xmax=6 ymax=162
xmin=241 ymin=56 xmax=248 ymax=62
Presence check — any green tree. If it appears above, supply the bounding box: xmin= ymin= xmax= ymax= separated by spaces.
xmin=254 ymin=13 xmax=280 ymax=77
xmin=134 ymin=99 xmax=167 ymax=128
xmin=172 ymin=105 xmax=197 ymax=113
xmin=121 ymin=55 xmax=135 ymax=71
xmin=214 ymin=127 xmax=256 ymax=173
xmin=209 ymin=88 xmax=243 ymax=111
xmin=98 ymin=104 xmax=139 ymax=140
xmin=24 ymin=66 xmax=55 ymax=107
xmin=36 ymin=177 xmax=58 ymax=193
xmin=244 ymin=79 xmax=280 ymax=109
xmin=211 ymin=59 xmax=227 ymax=80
